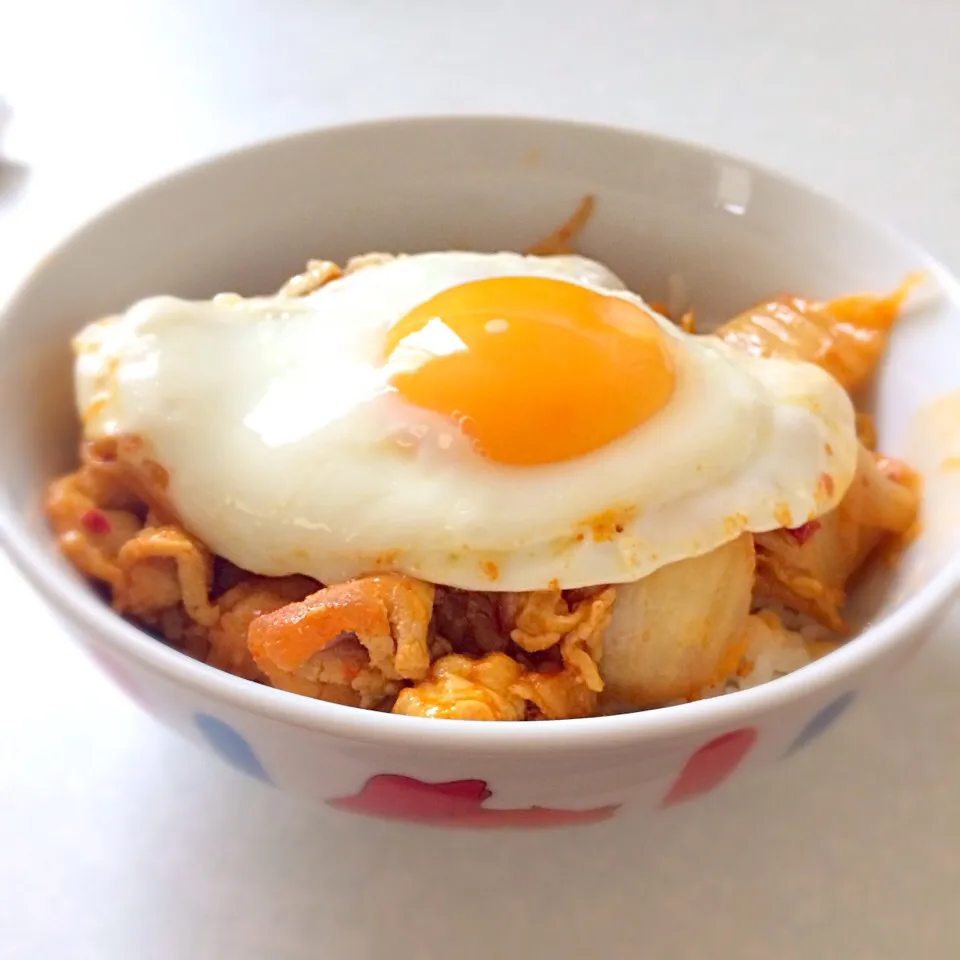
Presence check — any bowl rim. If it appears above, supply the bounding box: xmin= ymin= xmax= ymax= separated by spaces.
xmin=1 ymin=112 xmax=959 ymax=753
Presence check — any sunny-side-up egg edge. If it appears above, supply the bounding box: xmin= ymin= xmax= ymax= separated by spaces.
xmin=73 ymin=251 xmax=858 ymax=592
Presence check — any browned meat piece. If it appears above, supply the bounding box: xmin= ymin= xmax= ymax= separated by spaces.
xmin=45 ymin=471 xmax=143 ymax=590
xmin=432 ymin=588 xmax=509 ymax=655
xmin=247 ymin=574 xmax=435 ymax=707
xmin=78 ymin=436 xmax=180 ymax=525
xmin=207 ymin=576 xmax=318 ymax=681
xmin=113 ymin=526 xmax=219 ymax=628
xmin=500 ymin=586 xmax=615 ymax=693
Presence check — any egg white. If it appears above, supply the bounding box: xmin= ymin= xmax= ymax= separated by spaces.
xmin=75 ymin=252 xmax=858 ymax=590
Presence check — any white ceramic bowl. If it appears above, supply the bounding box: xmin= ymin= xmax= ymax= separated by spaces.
xmin=2 ymin=117 xmax=959 ymax=828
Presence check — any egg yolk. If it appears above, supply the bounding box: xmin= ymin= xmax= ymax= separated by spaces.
xmin=384 ymin=276 xmax=675 ymax=465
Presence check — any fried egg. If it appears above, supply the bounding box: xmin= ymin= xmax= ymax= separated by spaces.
xmin=74 ymin=252 xmax=858 ymax=590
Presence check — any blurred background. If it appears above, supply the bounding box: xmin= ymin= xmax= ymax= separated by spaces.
xmin=1 ymin=2 xmax=959 ymax=958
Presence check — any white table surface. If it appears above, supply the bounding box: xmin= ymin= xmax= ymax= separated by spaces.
xmin=2 ymin=2 xmax=960 ymax=957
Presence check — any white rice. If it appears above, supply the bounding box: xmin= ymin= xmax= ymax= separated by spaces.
xmin=696 ymin=603 xmax=840 ymax=700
